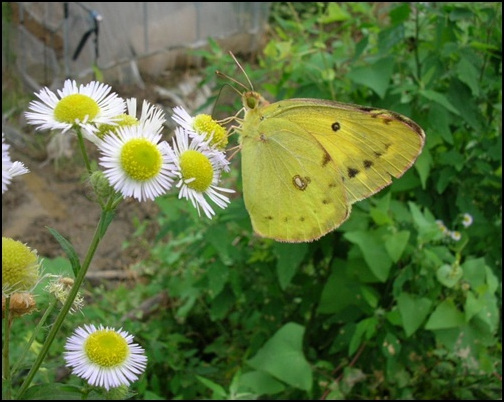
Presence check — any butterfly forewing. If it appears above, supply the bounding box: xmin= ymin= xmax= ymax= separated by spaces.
xmin=264 ymin=99 xmax=425 ymax=203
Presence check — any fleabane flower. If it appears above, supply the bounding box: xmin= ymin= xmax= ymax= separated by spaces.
xmin=461 ymin=213 xmax=473 ymax=228
xmin=2 ymin=237 xmax=41 ymax=296
xmin=169 ymin=127 xmax=234 ymax=219
xmin=25 ymin=79 xmax=125 ymax=143
xmin=449 ymin=230 xmax=462 ymax=241
xmin=96 ymin=98 xmax=165 ymax=140
xmin=98 ymin=125 xmax=176 ymax=201
xmin=64 ymin=324 xmax=147 ymax=391
xmin=2 ymin=132 xmax=29 ymax=193
xmin=171 ymin=106 xmax=228 ymax=150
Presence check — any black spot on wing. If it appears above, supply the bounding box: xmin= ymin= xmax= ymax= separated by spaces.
xmin=348 ymin=167 xmax=359 ymax=178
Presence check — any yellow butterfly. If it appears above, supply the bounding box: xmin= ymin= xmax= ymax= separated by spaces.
xmin=231 ymin=64 xmax=425 ymax=243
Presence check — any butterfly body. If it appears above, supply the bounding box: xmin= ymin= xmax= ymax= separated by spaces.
xmin=238 ymin=91 xmax=425 ymax=243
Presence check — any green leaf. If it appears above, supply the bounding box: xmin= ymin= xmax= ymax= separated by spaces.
xmin=419 ymin=89 xmax=460 ymax=115
xmin=397 ymin=293 xmax=432 ymax=337
xmin=238 ymin=371 xmax=285 ymax=395
xmin=46 ymin=227 xmax=80 ymax=277
xmin=414 ymin=147 xmax=432 ymax=189
xmin=436 ymin=264 xmax=463 ymax=288
xmin=346 ymin=57 xmax=395 ymax=98
xmin=456 ymin=57 xmax=480 ymax=96
xmin=274 ymin=243 xmax=308 ymax=290
xmin=197 ymin=375 xmax=227 ymax=399
xmin=344 ymin=231 xmax=393 ymax=282
xmin=385 ymin=231 xmax=410 ymax=263
xmin=349 ymin=317 xmax=378 ymax=355
xmin=207 ymin=262 xmax=229 ymax=298
xmin=98 ymin=209 xmax=115 ymax=239
xmin=425 ymin=299 xmax=465 ymax=330
xmin=247 ymin=322 xmax=312 ymax=391
xmin=319 ymin=2 xmax=351 ymax=23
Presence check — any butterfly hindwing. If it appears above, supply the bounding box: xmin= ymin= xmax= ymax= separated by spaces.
xmin=240 ymin=106 xmax=350 ymax=242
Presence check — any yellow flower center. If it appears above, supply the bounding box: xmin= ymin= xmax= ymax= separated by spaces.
xmin=53 ymin=94 xmax=100 ymax=124
xmin=120 ymin=138 xmax=162 ymax=181
xmin=84 ymin=329 xmax=129 ymax=368
xmin=2 ymin=237 xmax=39 ymax=293
xmin=179 ymin=150 xmax=213 ymax=192
xmin=96 ymin=114 xmax=139 ymax=139
xmin=192 ymin=114 xmax=228 ymax=150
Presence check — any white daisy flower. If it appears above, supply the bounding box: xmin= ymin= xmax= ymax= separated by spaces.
xmin=169 ymin=127 xmax=234 ymax=219
xmin=25 ymin=79 xmax=125 ymax=143
xmin=171 ymin=106 xmax=228 ymax=150
xmin=96 ymin=98 xmax=166 ymax=140
xmin=435 ymin=219 xmax=449 ymax=236
xmin=461 ymin=213 xmax=473 ymax=228
xmin=449 ymin=230 xmax=462 ymax=241
xmin=63 ymin=324 xmax=147 ymax=391
xmin=98 ymin=125 xmax=176 ymax=202
xmin=2 ymin=132 xmax=29 ymax=194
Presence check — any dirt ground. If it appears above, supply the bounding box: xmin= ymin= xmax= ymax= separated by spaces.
xmin=2 ymin=71 xmax=213 ymax=285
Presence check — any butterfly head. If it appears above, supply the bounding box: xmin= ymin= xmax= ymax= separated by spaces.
xmin=242 ymin=91 xmax=269 ymax=112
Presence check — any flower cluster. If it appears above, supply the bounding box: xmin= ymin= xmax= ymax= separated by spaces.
xmin=25 ymin=79 xmax=234 ymax=216
xmin=435 ymin=212 xmax=474 ymax=242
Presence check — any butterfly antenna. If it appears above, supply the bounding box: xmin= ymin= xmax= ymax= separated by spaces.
xmin=229 ymin=51 xmax=254 ymax=91
xmin=215 ymin=72 xmax=248 ymax=94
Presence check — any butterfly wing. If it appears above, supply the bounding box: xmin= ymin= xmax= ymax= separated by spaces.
xmin=257 ymin=98 xmax=425 ymax=203
xmin=240 ymin=107 xmax=350 ymax=243
xmin=239 ymin=93 xmax=425 ymax=242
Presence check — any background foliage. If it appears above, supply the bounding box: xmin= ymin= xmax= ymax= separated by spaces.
xmin=9 ymin=2 xmax=502 ymax=400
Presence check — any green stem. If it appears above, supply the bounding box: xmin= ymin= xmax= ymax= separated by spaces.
xmin=75 ymin=128 xmax=92 ymax=175
xmin=2 ymin=297 xmax=12 ymax=400
xmin=11 ymin=298 xmax=58 ymax=377
xmin=16 ymin=204 xmax=116 ymax=399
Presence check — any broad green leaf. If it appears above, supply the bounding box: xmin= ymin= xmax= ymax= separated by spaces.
xmin=238 ymin=371 xmax=285 ymax=395
xmin=456 ymin=57 xmax=480 ymax=96
xmin=344 ymin=231 xmax=392 ymax=282
xmin=461 ymin=258 xmax=487 ymax=290
xmin=425 ymin=299 xmax=465 ymax=330
xmin=414 ymin=147 xmax=432 ymax=189
xmin=346 ymin=57 xmax=394 ymax=98
xmin=274 ymin=243 xmax=308 ymax=290
xmin=436 ymin=264 xmax=463 ymax=288
xmin=397 ymin=293 xmax=432 ymax=337
xmin=385 ymin=231 xmax=410 ymax=263
xmin=247 ymin=323 xmax=312 ymax=391
xmin=419 ymin=89 xmax=460 ymax=115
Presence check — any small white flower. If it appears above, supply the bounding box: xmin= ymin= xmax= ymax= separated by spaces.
xmin=171 ymin=106 xmax=228 ymax=150
xmin=461 ymin=213 xmax=473 ymax=228
xmin=64 ymin=324 xmax=147 ymax=391
xmin=169 ymin=127 xmax=234 ymax=219
xmin=97 ymin=98 xmax=166 ymax=140
xmin=449 ymin=230 xmax=462 ymax=241
xmin=25 ymin=80 xmax=125 ymax=142
xmin=435 ymin=219 xmax=449 ymax=236
xmin=2 ymin=133 xmax=29 ymax=194
xmin=98 ymin=125 xmax=176 ymax=202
